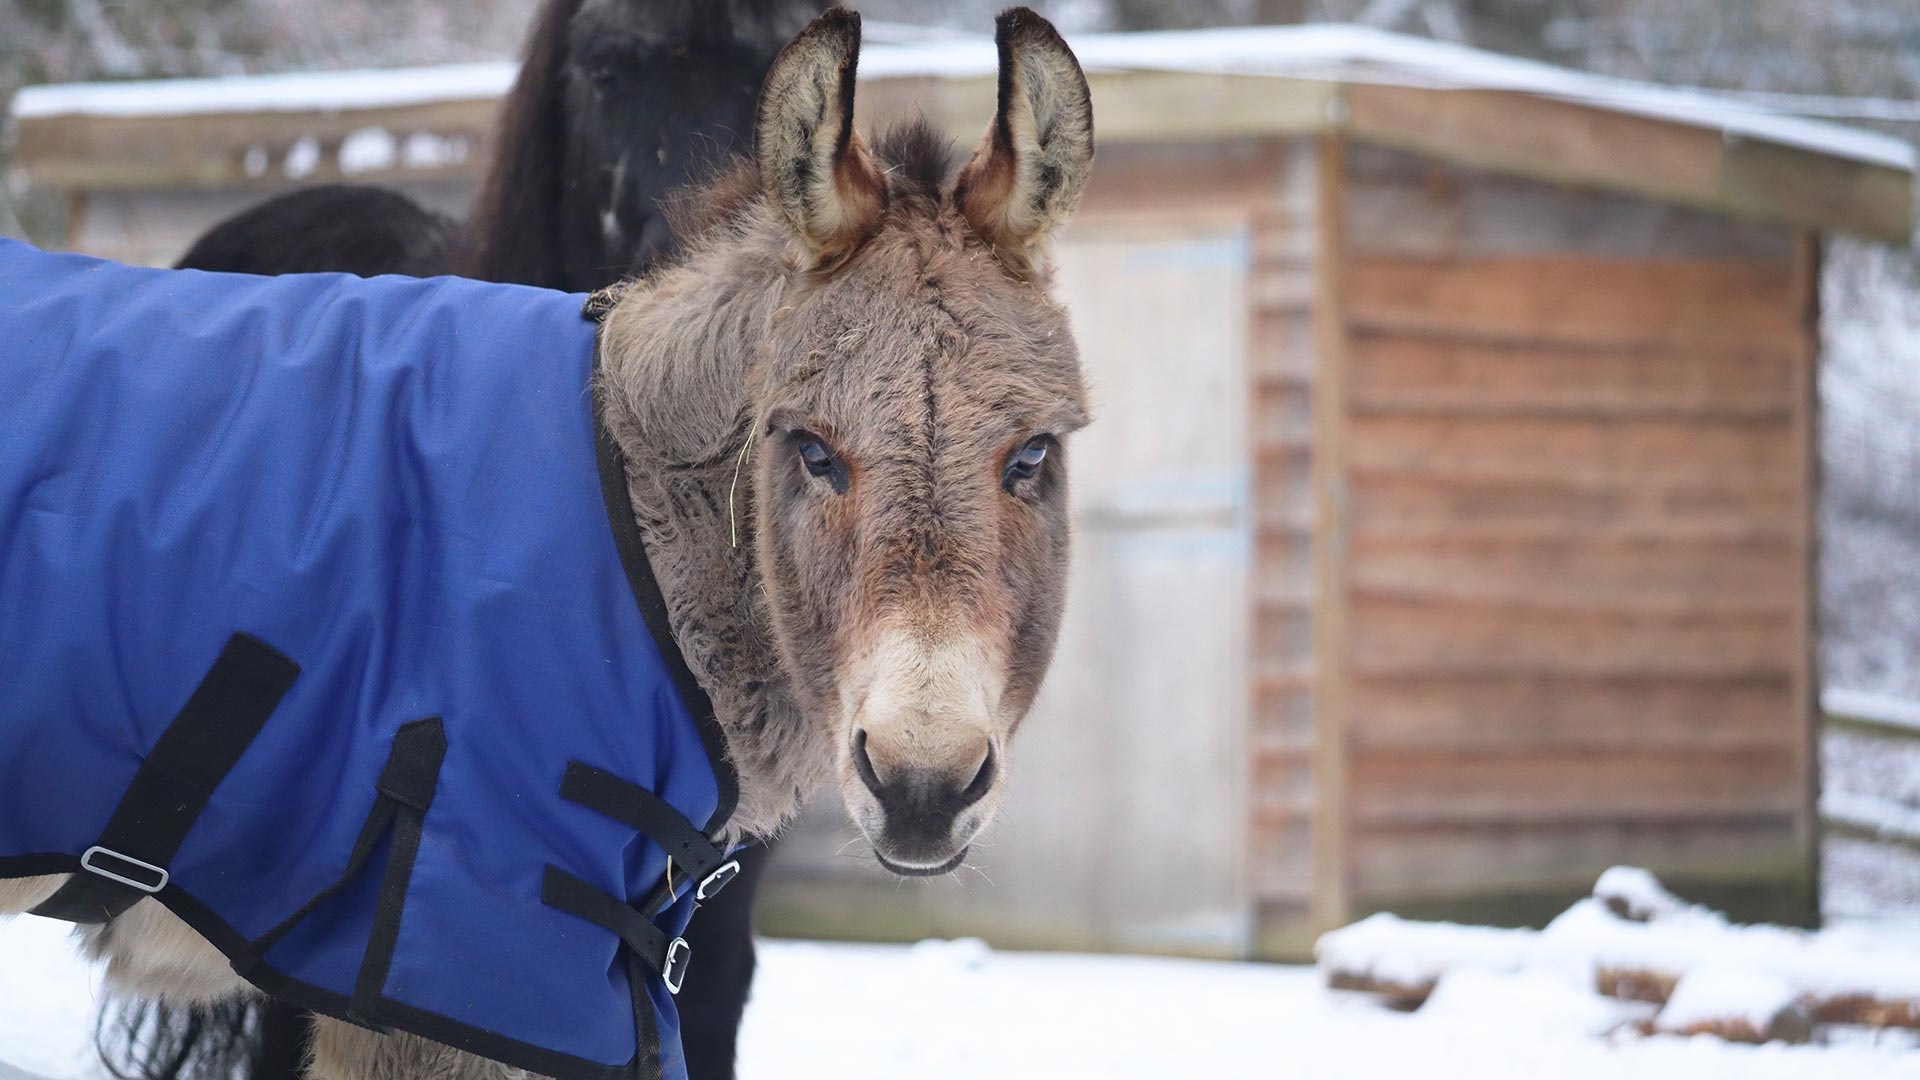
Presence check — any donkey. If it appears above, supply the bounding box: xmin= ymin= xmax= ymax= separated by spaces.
xmin=0 ymin=7 xmax=1093 ymax=1078
xmin=168 ymin=5 xmax=820 ymax=1077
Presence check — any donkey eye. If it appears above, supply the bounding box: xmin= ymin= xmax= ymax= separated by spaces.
xmin=792 ymin=433 xmax=848 ymax=494
xmin=1003 ymin=437 xmax=1050 ymax=490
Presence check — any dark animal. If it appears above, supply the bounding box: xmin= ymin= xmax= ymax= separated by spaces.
xmin=172 ymin=185 xmax=457 ymax=278
xmin=148 ymin=2 xmax=820 ymax=1079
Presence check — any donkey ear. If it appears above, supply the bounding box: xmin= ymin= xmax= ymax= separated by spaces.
xmin=952 ymin=9 xmax=1094 ymax=266
xmin=755 ymin=7 xmax=888 ymax=264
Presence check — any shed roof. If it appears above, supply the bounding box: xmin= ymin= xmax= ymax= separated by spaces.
xmin=11 ymin=23 xmax=1913 ymax=239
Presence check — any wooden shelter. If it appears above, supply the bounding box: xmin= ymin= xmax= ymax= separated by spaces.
xmin=13 ymin=25 xmax=1914 ymax=959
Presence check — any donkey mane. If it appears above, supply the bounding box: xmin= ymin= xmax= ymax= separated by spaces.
xmin=462 ymin=0 xmax=584 ymax=286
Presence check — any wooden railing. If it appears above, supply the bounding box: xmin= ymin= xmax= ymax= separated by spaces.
xmin=1821 ymin=688 xmax=1920 ymax=854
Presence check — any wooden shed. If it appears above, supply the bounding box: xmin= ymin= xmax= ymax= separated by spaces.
xmin=13 ymin=25 xmax=1915 ymax=959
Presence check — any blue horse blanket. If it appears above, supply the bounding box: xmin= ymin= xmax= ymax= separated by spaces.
xmin=0 ymin=239 xmax=737 ymax=1080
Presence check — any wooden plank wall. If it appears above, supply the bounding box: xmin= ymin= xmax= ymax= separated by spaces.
xmin=1322 ymin=143 xmax=1818 ymax=925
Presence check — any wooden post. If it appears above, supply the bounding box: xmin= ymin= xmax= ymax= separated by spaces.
xmin=1791 ymin=231 xmax=1823 ymax=927
xmin=1308 ymin=133 xmax=1352 ymax=933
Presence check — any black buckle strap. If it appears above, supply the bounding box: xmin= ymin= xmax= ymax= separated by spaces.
xmin=231 ymin=716 xmax=446 ymax=1024
xmin=541 ymin=867 xmax=692 ymax=994
xmin=32 ymin=633 xmax=299 ymax=924
xmin=544 ymin=761 xmax=735 ymax=996
xmin=559 ymin=762 xmax=733 ymax=900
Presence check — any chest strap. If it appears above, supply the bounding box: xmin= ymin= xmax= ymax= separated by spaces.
xmin=32 ymin=633 xmax=300 ymax=924
xmin=541 ymin=761 xmax=738 ymax=994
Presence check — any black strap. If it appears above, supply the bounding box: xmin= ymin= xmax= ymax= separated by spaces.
xmin=350 ymin=717 xmax=446 ymax=1023
xmin=559 ymin=762 xmax=728 ymax=890
xmin=591 ymin=384 xmax=739 ymax=836
xmin=232 ymin=716 xmax=446 ymax=983
xmin=32 ymin=633 xmax=299 ymax=924
xmin=541 ymin=867 xmax=672 ymax=974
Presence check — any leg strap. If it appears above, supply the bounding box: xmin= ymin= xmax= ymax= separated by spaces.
xmin=32 ymin=633 xmax=299 ymax=923
xmin=559 ymin=762 xmax=736 ymax=908
xmin=542 ymin=760 xmax=736 ymax=995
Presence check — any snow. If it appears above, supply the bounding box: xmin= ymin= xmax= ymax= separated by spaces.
xmin=400 ymin=132 xmax=469 ymax=169
xmin=10 ymin=25 xmax=1911 ymax=172
xmin=1826 ymin=688 xmax=1920 ymax=737
xmin=283 ymin=136 xmax=319 ymax=180
xmin=1826 ymin=791 xmax=1920 ymax=847
xmin=1315 ymin=911 xmax=1534 ymax=986
xmin=337 ymin=127 xmax=397 ymax=174
xmin=1543 ymin=897 xmax=1920 ymax=1004
xmin=0 ymin=917 xmax=103 ymax=1079
xmin=1655 ymin=968 xmax=1799 ymax=1035
xmin=9 ymin=62 xmax=517 ymax=119
xmin=1595 ymin=865 xmax=1690 ymax=921
xmin=3 ymin=915 xmax=1917 ymax=1079
xmin=1414 ymin=968 xmax=1630 ymax=1039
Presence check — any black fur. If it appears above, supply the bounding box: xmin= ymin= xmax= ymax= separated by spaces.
xmin=173 ymin=186 xmax=456 ymax=278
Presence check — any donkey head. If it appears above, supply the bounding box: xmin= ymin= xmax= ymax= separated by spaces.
xmin=748 ymin=8 xmax=1094 ymax=875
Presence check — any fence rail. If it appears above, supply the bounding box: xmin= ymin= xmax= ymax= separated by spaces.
xmin=1821 ymin=687 xmax=1920 ymax=855
xmin=1823 ymin=687 xmax=1920 ymax=740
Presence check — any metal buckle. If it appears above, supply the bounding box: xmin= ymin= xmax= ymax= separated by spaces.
xmin=696 ymin=859 xmax=741 ymax=901
xmin=80 ymin=846 xmax=169 ymax=893
xmin=661 ymin=937 xmax=692 ymax=995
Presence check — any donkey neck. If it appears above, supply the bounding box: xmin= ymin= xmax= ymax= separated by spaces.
xmin=595 ymin=208 xmax=826 ymax=840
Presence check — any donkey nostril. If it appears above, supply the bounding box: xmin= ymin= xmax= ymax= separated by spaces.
xmin=958 ymin=741 xmax=997 ymax=808
xmin=851 ymin=728 xmax=885 ymax=797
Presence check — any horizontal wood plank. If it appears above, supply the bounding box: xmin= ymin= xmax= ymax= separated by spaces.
xmin=1349 ymin=747 xmax=1802 ymax=826
xmin=1349 ymin=534 xmax=1800 ymax=612
xmin=1345 ymin=257 xmax=1800 ymax=349
xmin=1349 ymin=815 xmax=1801 ymax=897
xmin=1346 ymin=672 xmax=1798 ymax=751
xmin=1348 ymin=471 xmax=1797 ymax=543
xmin=1347 ymin=335 xmax=1797 ymax=419
xmin=1347 ymin=413 xmax=1799 ymax=488
xmin=1347 ymin=595 xmax=1799 ymax=677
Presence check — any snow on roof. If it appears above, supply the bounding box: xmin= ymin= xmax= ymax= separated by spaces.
xmin=12 ymin=24 xmax=1913 ymax=173
xmin=12 ymin=61 xmax=519 ymax=120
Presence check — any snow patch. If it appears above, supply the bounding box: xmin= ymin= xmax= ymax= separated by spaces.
xmin=1656 ymin=968 xmax=1800 ymax=1034
xmin=1826 ymin=688 xmax=1920 ymax=736
xmin=283 ymin=136 xmax=319 ymax=180
xmin=241 ymin=145 xmax=268 ymax=178
xmin=0 ymin=916 xmax=104 ymax=1078
xmin=400 ymin=131 xmax=468 ymax=169
xmin=337 ymin=127 xmax=396 ymax=174
xmin=1417 ymin=968 xmax=1630 ymax=1038
xmin=1595 ymin=865 xmax=1690 ymax=921
xmin=1316 ymin=911 xmax=1534 ymax=987
xmin=1826 ymin=791 xmax=1920 ymax=846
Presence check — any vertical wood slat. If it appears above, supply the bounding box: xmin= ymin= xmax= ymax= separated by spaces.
xmin=1308 ymin=134 xmax=1351 ymax=932
xmin=1790 ymin=232 xmax=1823 ymax=914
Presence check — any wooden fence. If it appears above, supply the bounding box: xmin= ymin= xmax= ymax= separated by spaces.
xmin=1821 ymin=688 xmax=1920 ymax=854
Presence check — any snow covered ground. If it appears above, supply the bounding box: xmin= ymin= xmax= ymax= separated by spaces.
xmin=4 ymin=914 xmax=1919 ymax=1080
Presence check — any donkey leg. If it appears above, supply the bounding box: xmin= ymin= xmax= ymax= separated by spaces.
xmin=676 ymin=840 xmax=773 ymax=1080
xmin=309 ymin=1020 xmax=537 ymax=1080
